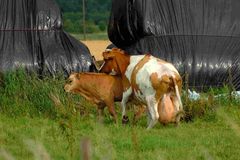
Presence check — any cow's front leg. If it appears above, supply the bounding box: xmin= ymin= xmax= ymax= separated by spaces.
xmin=146 ymin=96 xmax=159 ymax=129
xmin=121 ymin=87 xmax=132 ymax=124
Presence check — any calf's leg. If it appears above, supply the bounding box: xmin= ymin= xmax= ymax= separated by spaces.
xmin=105 ymin=100 xmax=118 ymax=124
xmin=97 ymin=104 xmax=105 ymax=123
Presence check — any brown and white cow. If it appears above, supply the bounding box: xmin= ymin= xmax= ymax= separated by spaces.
xmin=64 ymin=72 xmax=123 ymax=123
xmin=100 ymin=48 xmax=183 ymax=129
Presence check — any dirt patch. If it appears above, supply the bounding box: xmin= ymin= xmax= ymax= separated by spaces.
xmin=82 ymin=40 xmax=111 ymax=61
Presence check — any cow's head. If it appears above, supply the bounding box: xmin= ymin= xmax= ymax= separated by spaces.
xmin=100 ymin=48 xmax=130 ymax=76
xmin=64 ymin=73 xmax=80 ymax=93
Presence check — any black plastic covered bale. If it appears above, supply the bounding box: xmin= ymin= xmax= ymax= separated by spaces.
xmin=108 ymin=0 xmax=240 ymax=90
xmin=0 ymin=0 xmax=96 ymax=76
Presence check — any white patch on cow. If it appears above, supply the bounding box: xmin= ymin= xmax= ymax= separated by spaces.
xmin=135 ymin=70 xmax=155 ymax=102
xmin=125 ymin=55 xmax=152 ymax=102
xmin=142 ymin=57 xmax=178 ymax=80
xmin=125 ymin=55 xmax=145 ymax=81
xmin=163 ymin=63 xmax=179 ymax=74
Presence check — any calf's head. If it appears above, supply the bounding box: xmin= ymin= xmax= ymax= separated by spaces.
xmin=64 ymin=73 xmax=80 ymax=93
xmin=100 ymin=48 xmax=130 ymax=76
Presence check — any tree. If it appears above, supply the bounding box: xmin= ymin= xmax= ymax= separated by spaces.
xmin=55 ymin=0 xmax=111 ymax=33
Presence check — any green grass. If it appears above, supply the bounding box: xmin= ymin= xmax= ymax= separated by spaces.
xmin=70 ymin=32 xmax=109 ymax=40
xmin=0 ymin=70 xmax=240 ymax=160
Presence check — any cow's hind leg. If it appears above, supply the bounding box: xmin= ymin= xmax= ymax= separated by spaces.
xmin=146 ymin=96 xmax=159 ymax=130
xmin=133 ymin=105 xmax=146 ymax=125
xmin=121 ymin=88 xmax=132 ymax=124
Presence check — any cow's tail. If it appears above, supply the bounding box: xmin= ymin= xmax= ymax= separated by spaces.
xmin=171 ymin=77 xmax=184 ymax=124
xmin=172 ymin=77 xmax=183 ymax=111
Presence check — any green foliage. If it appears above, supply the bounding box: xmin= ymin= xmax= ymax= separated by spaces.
xmin=71 ymin=32 xmax=108 ymax=40
xmin=56 ymin=0 xmax=111 ymax=34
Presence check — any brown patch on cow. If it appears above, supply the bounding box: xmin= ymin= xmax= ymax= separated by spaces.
xmin=131 ymin=54 xmax=151 ymax=93
xmin=174 ymin=73 xmax=182 ymax=93
xmin=150 ymin=73 xmax=171 ymax=100
xmin=122 ymin=76 xmax=131 ymax=91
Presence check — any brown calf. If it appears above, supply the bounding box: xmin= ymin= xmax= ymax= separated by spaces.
xmin=64 ymin=72 xmax=123 ymax=123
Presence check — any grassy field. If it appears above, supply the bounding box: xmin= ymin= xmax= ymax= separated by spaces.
xmin=0 ymin=70 xmax=240 ymax=160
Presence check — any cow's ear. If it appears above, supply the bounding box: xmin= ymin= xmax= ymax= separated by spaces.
xmin=112 ymin=48 xmax=119 ymax=51
xmin=103 ymin=53 xmax=115 ymax=60
xmin=75 ymin=74 xmax=80 ymax=80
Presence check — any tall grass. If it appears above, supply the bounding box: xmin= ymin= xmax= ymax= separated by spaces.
xmin=0 ymin=69 xmax=239 ymax=122
xmin=0 ymin=69 xmax=94 ymax=118
xmin=0 ymin=70 xmax=240 ymax=159
xmin=0 ymin=69 xmax=59 ymax=117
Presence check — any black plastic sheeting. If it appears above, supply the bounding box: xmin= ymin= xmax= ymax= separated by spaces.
xmin=108 ymin=0 xmax=240 ymax=90
xmin=0 ymin=0 xmax=96 ymax=76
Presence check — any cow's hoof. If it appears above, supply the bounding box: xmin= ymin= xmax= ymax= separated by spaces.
xmin=122 ymin=115 xmax=129 ymax=124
